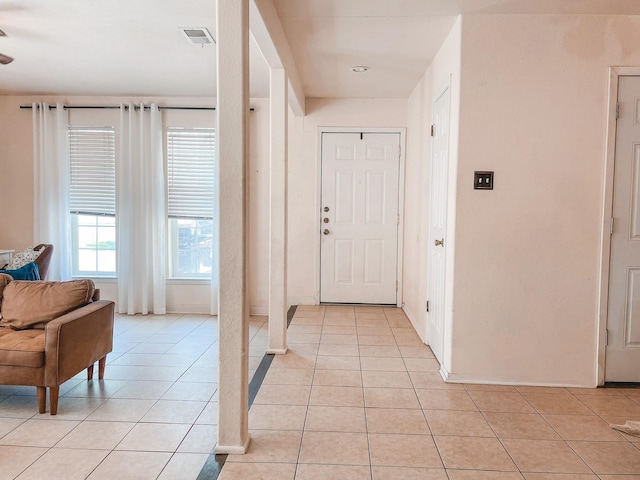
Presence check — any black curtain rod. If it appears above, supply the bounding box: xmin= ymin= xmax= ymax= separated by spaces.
xmin=20 ymin=105 xmax=255 ymax=111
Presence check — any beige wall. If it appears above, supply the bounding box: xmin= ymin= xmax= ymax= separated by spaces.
xmin=0 ymin=95 xmax=270 ymax=314
xmin=1 ymin=94 xmax=408 ymax=314
xmin=286 ymin=98 xmax=409 ymax=305
xmin=5 ymin=14 xmax=633 ymax=387
xmin=448 ymin=14 xmax=640 ymax=386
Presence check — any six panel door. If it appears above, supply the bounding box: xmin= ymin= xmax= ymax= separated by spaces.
xmin=320 ymin=132 xmax=400 ymax=305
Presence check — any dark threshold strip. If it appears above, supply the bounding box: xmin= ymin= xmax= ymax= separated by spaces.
xmin=604 ymin=382 xmax=640 ymax=388
xmin=196 ymin=305 xmax=298 ymax=480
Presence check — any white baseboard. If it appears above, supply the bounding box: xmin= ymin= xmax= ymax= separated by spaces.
xmin=287 ymin=296 xmax=317 ymax=306
xmin=439 ymin=364 xmax=450 ymax=382
xmin=166 ymin=304 xmax=210 ymax=314
xmin=401 ymin=304 xmax=426 ymax=343
xmin=215 ymin=433 xmax=251 ymax=455
xmin=267 ymin=348 xmax=288 ymax=355
xmin=440 ymin=370 xmax=596 ymax=388
xmin=249 ymin=306 xmax=268 ymax=316
xmin=158 ymin=305 xmax=271 ymax=316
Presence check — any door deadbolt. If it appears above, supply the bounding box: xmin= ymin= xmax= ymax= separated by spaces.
xmin=323 ymin=218 xmax=330 ymax=223
xmin=434 ymin=239 xmax=444 ymax=247
xmin=323 ymin=206 xmax=330 ymax=212
xmin=323 ymin=229 xmax=330 ymax=235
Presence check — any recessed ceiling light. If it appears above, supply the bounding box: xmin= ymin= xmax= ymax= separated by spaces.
xmin=351 ymin=66 xmax=369 ymax=73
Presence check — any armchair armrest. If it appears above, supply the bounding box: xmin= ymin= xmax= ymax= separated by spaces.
xmin=44 ymin=300 xmax=115 ymax=385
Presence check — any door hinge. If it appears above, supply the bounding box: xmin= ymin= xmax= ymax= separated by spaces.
xmin=398 ymin=145 xmax=401 ymax=158
xmin=430 ymin=125 xmax=435 ymax=137
xmin=426 ymin=300 xmax=430 ymax=312
xmin=610 ymin=217 xmax=614 ymax=236
xmin=605 ymin=329 xmax=609 ymax=346
xmin=397 ymin=214 xmax=400 ymax=225
xmin=616 ymin=102 xmax=620 ymax=120
xmin=396 ymin=281 xmax=398 ymax=291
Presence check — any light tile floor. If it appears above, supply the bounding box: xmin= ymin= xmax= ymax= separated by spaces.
xmin=2 ymin=306 xmax=640 ymax=479
xmin=220 ymin=305 xmax=640 ymax=480
xmin=0 ymin=313 xmax=269 ymax=480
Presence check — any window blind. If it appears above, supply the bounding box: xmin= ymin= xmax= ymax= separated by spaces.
xmin=166 ymin=128 xmax=216 ymax=219
xmin=68 ymin=127 xmax=116 ymax=216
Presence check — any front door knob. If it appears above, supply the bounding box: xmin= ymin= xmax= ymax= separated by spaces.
xmin=434 ymin=238 xmax=444 ymax=247
xmin=323 ymin=229 xmax=330 ymax=235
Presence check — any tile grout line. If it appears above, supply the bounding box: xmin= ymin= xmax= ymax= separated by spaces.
xmin=397 ymin=308 xmax=451 ymax=480
xmin=354 ymin=306 xmax=375 ymax=480
xmin=293 ymin=305 xmax=324 ymax=478
xmin=364 ymin=307 xmax=379 ymax=480
xmin=468 ymin=388 xmax=525 ymax=477
xmin=93 ymin=313 xmax=211 ymax=480
xmin=195 ymin=306 xmax=297 ymax=480
xmin=11 ymin=313 xmax=208 ymax=480
xmin=558 ymin=388 xmax=622 ymax=476
xmin=101 ymin=315 xmax=213 ymax=479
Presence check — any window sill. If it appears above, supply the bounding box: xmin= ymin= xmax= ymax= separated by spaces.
xmin=71 ymin=277 xmax=211 ymax=285
xmin=167 ymin=278 xmax=211 ymax=285
xmin=74 ymin=276 xmax=117 ymax=283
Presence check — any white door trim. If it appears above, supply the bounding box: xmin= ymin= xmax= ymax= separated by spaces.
xmin=597 ymin=67 xmax=640 ymax=386
xmin=315 ymin=127 xmax=406 ymax=307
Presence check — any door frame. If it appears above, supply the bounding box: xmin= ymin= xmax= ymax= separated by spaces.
xmin=597 ymin=67 xmax=640 ymax=386
xmin=316 ymin=127 xmax=406 ymax=306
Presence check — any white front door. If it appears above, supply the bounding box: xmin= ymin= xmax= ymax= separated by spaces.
xmin=427 ymin=86 xmax=450 ymax=364
xmin=320 ymin=132 xmax=400 ymax=304
xmin=606 ymin=75 xmax=640 ymax=382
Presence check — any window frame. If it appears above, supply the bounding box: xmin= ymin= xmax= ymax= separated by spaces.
xmin=68 ymin=126 xmax=117 ymax=278
xmin=165 ymin=127 xmax=216 ymax=280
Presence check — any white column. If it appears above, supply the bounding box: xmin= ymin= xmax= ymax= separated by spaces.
xmin=268 ymin=68 xmax=289 ymax=354
xmin=215 ymin=0 xmax=250 ymax=455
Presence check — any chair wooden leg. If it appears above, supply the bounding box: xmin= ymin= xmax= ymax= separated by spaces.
xmin=36 ymin=386 xmax=46 ymax=414
xmin=49 ymin=386 xmax=59 ymax=415
xmin=87 ymin=363 xmax=94 ymax=380
xmin=98 ymin=356 xmax=106 ymax=380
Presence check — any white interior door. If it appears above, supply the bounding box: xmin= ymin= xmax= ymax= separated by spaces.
xmin=320 ymin=132 xmax=400 ymax=304
xmin=427 ymin=86 xmax=450 ymax=364
xmin=606 ymin=75 xmax=640 ymax=382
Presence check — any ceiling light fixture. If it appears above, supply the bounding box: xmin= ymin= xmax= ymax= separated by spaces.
xmin=350 ymin=66 xmax=369 ymax=73
xmin=0 ymin=29 xmax=13 ymax=65
xmin=180 ymin=27 xmax=215 ymax=45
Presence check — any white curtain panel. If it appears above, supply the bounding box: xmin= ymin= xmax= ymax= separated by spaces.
xmin=32 ymin=102 xmax=70 ymax=280
xmin=117 ymin=103 xmax=166 ymax=314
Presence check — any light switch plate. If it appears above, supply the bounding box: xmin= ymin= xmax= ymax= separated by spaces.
xmin=474 ymin=171 xmax=494 ymax=190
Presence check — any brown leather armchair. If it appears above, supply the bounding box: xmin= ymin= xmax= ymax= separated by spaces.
xmin=0 ymin=275 xmax=114 ymax=414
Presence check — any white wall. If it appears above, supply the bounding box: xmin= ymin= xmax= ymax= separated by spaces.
xmin=287 ymin=98 xmax=408 ymax=305
xmin=404 ymin=17 xmax=462 ymax=371
xmin=448 ymin=14 xmax=640 ymax=387
xmin=0 ymin=95 xmax=271 ymax=314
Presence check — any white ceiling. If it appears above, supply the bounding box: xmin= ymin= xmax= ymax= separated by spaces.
xmin=0 ymin=0 xmax=270 ymax=97
xmin=1 ymin=0 xmax=640 ymax=100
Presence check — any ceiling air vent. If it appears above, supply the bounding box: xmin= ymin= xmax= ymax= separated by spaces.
xmin=180 ymin=27 xmax=215 ymax=45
